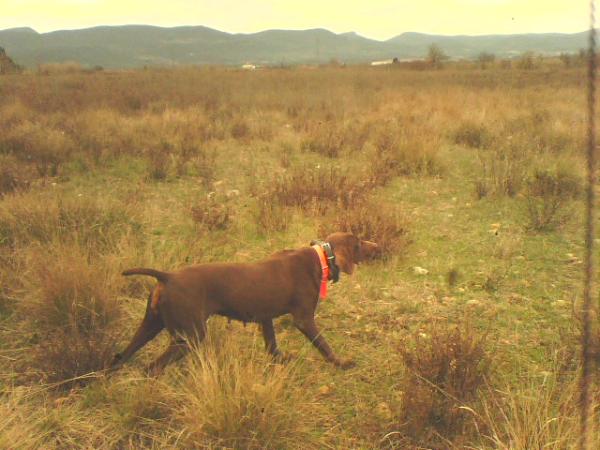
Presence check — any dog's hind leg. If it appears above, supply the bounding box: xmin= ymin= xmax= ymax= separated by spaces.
xmin=110 ymin=290 xmax=165 ymax=370
xmin=146 ymin=321 xmax=207 ymax=376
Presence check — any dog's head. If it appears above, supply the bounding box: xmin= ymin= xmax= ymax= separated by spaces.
xmin=323 ymin=232 xmax=380 ymax=275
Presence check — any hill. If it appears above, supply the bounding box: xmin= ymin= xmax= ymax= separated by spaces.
xmin=0 ymin=25 xmax=589 ymax=68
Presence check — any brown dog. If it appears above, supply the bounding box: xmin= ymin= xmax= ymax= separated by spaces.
xmin=111 ymin=232 xmax=379 ymax=374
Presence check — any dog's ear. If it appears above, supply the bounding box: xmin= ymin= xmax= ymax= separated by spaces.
xmin=335 ymin=248 xmax=355 ymax=274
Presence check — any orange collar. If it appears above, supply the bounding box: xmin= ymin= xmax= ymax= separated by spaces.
xmin=312 ymin=244 xmax=330 ymax=299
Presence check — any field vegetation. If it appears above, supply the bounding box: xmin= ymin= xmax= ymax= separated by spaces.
xmin=0 ymin=58 xmax=595 ymax=448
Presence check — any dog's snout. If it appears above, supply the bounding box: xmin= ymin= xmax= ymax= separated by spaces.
xmin=361 ymin=240 xmax=380 ymax=259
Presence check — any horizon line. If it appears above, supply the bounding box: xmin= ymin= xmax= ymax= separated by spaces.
xmin=0 ymin=24 xmax=590 ymax=42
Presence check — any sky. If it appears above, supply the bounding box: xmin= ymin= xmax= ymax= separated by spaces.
xmin=0 ymin=0 xmax=590 ymax=40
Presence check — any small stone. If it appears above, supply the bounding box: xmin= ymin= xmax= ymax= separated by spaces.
xmin=413 ymin=266 xmax=429 ymax=275
xmin=318 ymin=385 xmax=332 ymax=395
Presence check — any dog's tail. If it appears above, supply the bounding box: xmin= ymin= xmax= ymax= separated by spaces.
xmin=122 ymin=268 xmax=170 ymax=283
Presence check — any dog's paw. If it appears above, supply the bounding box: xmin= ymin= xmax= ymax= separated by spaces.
xmin=109 ymin=353 xmax=123 ymax=367
xmin=337 ymin=358 xmax=356 ymax=370
xmin=272 ymin=351 xmax=294 ymax=364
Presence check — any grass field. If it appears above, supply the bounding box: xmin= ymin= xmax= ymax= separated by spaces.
xmin=0 ymin=61 xmax=595 ymax=449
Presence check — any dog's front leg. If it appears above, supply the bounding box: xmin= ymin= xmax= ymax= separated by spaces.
xmin=260 ymin=319 xmax=281 ymax=356
xmin=293 ymin=315 xmax=355 ymax=369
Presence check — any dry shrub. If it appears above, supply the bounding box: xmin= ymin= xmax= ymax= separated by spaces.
xmin=396 ymin=324 xmax=490 ymax=446
xmin=504 ymin=110 xmax=577 ymax=155
xmin=370 ymin=125 xmax=442 ymax=185
xmin=188 ymin=148 xmax=217 ymax=187
xmin=0 ymin=192 xmax=141 ymax=251
xmin=270 ymin=165 xmax=372 ymax=213
xmin=254 ymin=195 xmax=290 ymax=235
xmin=166 ymin=338 xmax=316 ymax=449
xmin=321 ymin=199 xmax=409 ymax=259
xmin=473 ymin=112 xmax=579 ymax=199
xmin=20 ymin=247 xmax=122 ymax=385
xmin=302 ymin=121 xmax=345 ymax=158
xmin=0 ymin=386 xmax=117 ymax=449
xmin=191 ymin=193 xmax=232 ymax=232
xmin=344 ymin=119 xmax=372 ymax=152
xmin=524 ymin=166 xmax=582 ymax=231
xmin=104 ymin=379 xmax=172 ymax=438
xmin=1 ymin=121 xmax=75 ymax=176
xmin=476 ymin=358 xmax=590 ymax=450
xmin=474 ymin=141 xmax=529 ymax=198
xmin=452 ymin=121 xmax=494 ymax=149
xmin=147 ymin=141 xmax=172 ymax=181
xmin=516 ymin=52 xmax=537 ymax=70
xmin=230 ymin=117 xmax=251 ymax=140
xmin=0 ymin=154 xmax=36 ymax=196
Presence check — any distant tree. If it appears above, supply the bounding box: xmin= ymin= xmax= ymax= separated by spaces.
xmin=427 ymin=44 xmax=449 ymax=69
xmin=516 ymin=51 xmax=536 ymax=70
xmin=559 ymin=53 xmax=573 ymax=67
xmin=0 ymin=46 xmax=21 ymax=74
xmin=477 ymin=52 xmax=496 ymax=69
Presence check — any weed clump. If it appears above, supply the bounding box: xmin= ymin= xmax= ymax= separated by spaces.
xmin=0 ymin=193 xmax=141 ymax=251
xmin=321 ymin=199 xmax=408 ymax=259
xmin=1 ymin=121 xmax=75 ymax=176
xmin=191 ymin=194 xmax=232 ymax=232
xmin=253 ymin=195 xmax=290 ymax=235
xmin=21 ymin=248 xmax=121 ymax=385
xmin=452 ymin=121 xmax=493 ymax=149
xmin=167 ymin=338 xmax=316 ymax=449
xmin=474 ymin=141 xmax=528 ymax=198
xmin=0 ymin=154 xmax=36 ymax=196
xmin=396 ymin=324 xmax=490 ymax=446
xmin=524 ymin=167 xmax=582 ymax=231
xmin=370 ymin=125 xmax=442 ymax=185
xmin=269 ymin=165 xmax=371 ymax=213
xmin=301 ymin=122 xmax=345 ymax=158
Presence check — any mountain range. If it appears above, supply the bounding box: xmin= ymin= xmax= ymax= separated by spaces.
xmin=0 ymin=25 xmax=589 ymax=69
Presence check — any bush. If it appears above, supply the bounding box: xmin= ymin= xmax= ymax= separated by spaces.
xmin=474 ymin=141 xmax=529 ymax=198
xmin=230 ymin=117 xmax=251 ymax=140
xmin=0 ymin=192 xmax=141 ymax=251
xmin=477 ymin=357 xmax=588 ymax=449
xmin=524 ymin=167 xmax=582 ymax=231
xmin=370 ymin=125 xmax=442 ymax=184
xmin=21 ymin=247 xmax=122 ymax=385
xmin=320 ymin=199 xmax=408 ymax=259
xmin=0 ymin=154 xmax=36 ymax=196
xmin=301 ymin=122 xmax=345 ymax=158
xmin=1 ymin=121 xmax=75 ymax=176
xmin=269 ymin=165 xmax=372 ymax=213
xmin=253 ymin=195 xmax=290 ymax=235
xmin=147 ymin=141 xmax=172 ymax=181
xmin=396 ymin=324 xmax=490 ymax=446
xmin=452 ymin=121 xmax=493 ymax=149
xmin=191 ymin=193 xmax=232 ymax=232
xmin=167 ymin=338 xmax=315 ymax=449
